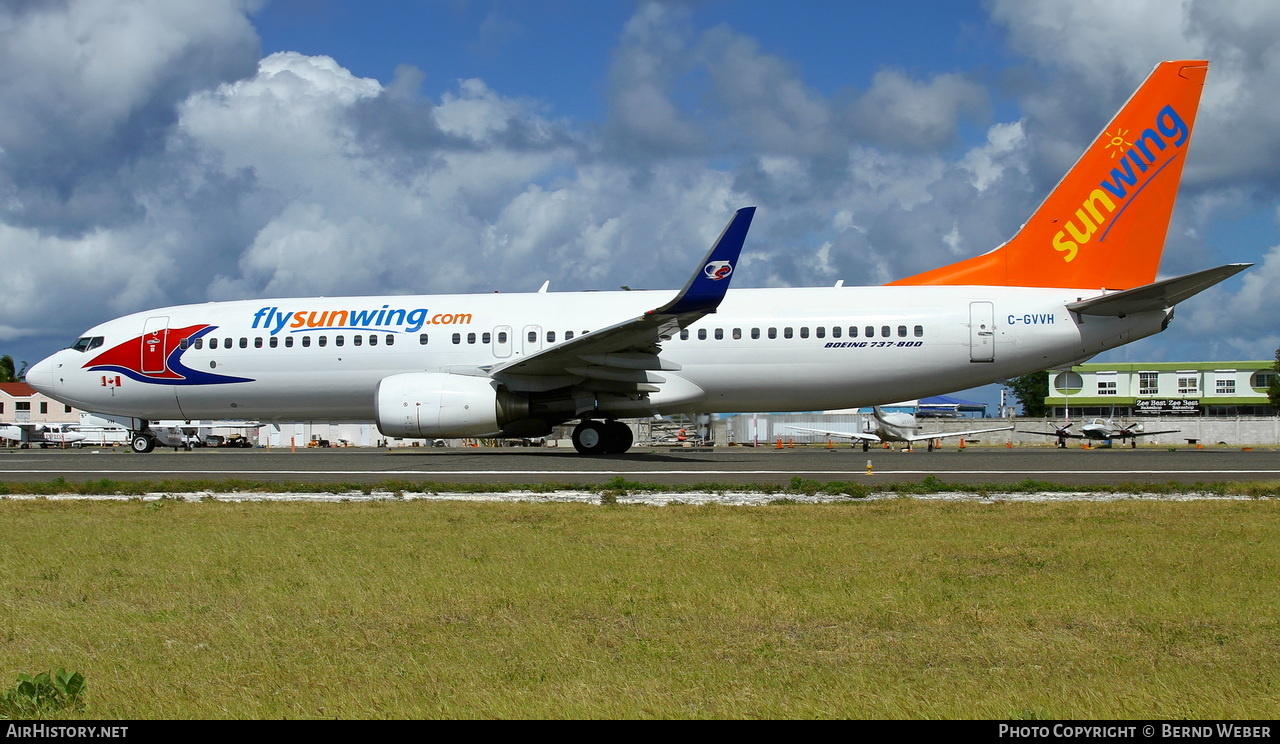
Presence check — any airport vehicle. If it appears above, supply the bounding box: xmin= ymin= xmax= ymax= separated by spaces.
xmin=789 ymin=407 xmax=1013 ymax=451
xmin=1019 ymin=418 xmax=1180 ymax=448
xmin=26 ymin=60 xmax=1246 ymax=455
xmin=0 ymin=422 xmax=87 ymax=448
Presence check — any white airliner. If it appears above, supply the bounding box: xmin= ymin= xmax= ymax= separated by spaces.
xmin=0 ymin=422 xmax=87 ymax=448
xmin=26 ymin=61 xmax=1249 ymax=456
xmin=789 ymin=407 xmax=1013 ymax=451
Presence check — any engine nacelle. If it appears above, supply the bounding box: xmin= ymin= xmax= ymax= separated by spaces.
xmin=375 ymin=372 xmax=527 ymax=438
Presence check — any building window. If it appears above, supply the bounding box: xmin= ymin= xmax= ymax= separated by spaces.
xmin=40 ymin=402 xmax=48 ymax=414
xmin=16 ymin=402 xmax=30 ymax=411
xmin=1216 ymin=379 xmax=1236 ymax=395
xmin=1098 ymin=380 xmax=1117 ymax=395
xmin=1177 ymin=374 xmax=1198 ymax=395
xmin=1252 ymin=371 xmax=1275 ymax=390
xmin=1138 ymin=372 xmax=1158 ymax=396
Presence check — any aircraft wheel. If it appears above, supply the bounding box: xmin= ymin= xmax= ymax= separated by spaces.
xmin=862 ymin=441 xmax=869 ymax=452
xmin=130 ymin=434 xmax=156 ymax=454
xmin=604 ymin=421 xmax=634 ymax=454
xmin=572 ymin=420 xmax=608 ymax=455
xmin=927 ymin=440 xmax=934 ymax=452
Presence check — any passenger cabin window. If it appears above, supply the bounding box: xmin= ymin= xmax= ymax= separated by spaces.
xmin=419 ymin=334 xmax=429 ymax=345
xmin=832 ymin=327 xmax=841 ymax=338
xmin=482 ymin=332 xmax=491 ymax=344
xmin=714 ymin=329 xmax=723 ymax=340
xmin=254 ymin=337 xmax=263 ymax=348
xmin=353 ymin=335 xmax=362 ymax=347
xmin=385 ymin=335 xmax=394 ymax=346
xmin=849 ymin=326 xmax=858 ymax=338
xmin=335 ymin=336 xmax=344 ymax=347
xmin=680 ymin=329 xmax=689 ymax=341
xmin=210 ymin=338 xmax=218 ymax=350
xmin=698 ymin=329 xmax=707 ymax=340
xmin=285 ymin=336 xmax=294 ymax=348
xmin=751 ymin=328 xmax=760 ymax=339
xmin=897 ymin=325 xmax=907 ymax=337
xmin=239 ymin=337 xmax=248 ymax=348
xmin=547 ymin=331 xmax=556 ymax=343
xmin=302 ymin=336 xmax=311 ymax=348
xmin=768 ymin=328 xmax=777 ymax=339
xmin=784 ymin=327 xmax=793 ymax=339
xmin=799 ymin=327 xmax=809 ymax=339
xmin=914 ymin=325 xmax=923 ymax=337
xmin=565 ymin=331 xmax=574 ymax=340
xmin=881 ymin=326 xmax=890 ymax=338
xmin=815 ymin=327 xmax=825 ymax=338
xmin=369 ymin=335 xmax=378 ymax=346
xmin=318 ymin=336 xmax=327 ymax=347
xmin=195 ymin=338 xmax=204 ymax=349
xmin=498 ymin=331 xmax=508 ymax=343
xmin=467 ymin=332 xmax=477 ymax=344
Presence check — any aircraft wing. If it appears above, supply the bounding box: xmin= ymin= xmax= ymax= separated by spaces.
xmin=1067 ymin=264 xmax=1251 ymax=317
xmin=486 ymin=208 xmax=755 ymax=393
xmin=787 ymin=425 xmax=882 ymax=443
xmin=1017 ymin=429 xmax=1086 ymax=440
xmin=900 ymin=424 xmax=1013 ymax=443
xmin=1121 ymin=429 xmax=1181 ymax=438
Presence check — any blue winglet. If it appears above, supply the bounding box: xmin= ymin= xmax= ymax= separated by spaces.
xmin=652 ymin=207 xmax=755 ymax=316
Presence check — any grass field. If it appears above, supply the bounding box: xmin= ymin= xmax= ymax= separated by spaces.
xmin=1 ymin=495 xmax=1278 ymax=719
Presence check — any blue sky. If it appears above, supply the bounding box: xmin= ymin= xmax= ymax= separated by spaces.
xmin=2 ymin=0 xmax=1279 ymax=414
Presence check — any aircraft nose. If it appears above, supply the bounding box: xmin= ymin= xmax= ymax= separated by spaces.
xmin=25 ymin=354 xmax=58 ymax=396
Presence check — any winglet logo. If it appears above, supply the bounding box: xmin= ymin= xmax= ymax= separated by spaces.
xmin=703 ymin=261 xmax=733 ymax=281
xmin=1052 ymin=104 xmax=1190 ymax=263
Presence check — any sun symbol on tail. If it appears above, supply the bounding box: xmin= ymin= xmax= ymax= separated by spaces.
xmin=1104 ymin=128 xmax=1132 ymax=158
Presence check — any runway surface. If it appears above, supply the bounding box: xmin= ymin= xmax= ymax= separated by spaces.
xmin=2 ymin=444 xmax=1278 ymax=487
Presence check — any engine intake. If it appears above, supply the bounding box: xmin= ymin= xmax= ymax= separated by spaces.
xmin=375 ymin=372 xmax=528 ymax=438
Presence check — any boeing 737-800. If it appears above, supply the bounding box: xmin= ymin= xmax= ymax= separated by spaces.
xmin=27 ymin=61 xmax=1248 ymax=455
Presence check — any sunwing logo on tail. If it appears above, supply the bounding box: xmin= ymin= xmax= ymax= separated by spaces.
xmin=1053 ymin=104 xmax=1190 ymax=262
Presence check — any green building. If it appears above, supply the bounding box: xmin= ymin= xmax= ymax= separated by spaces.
xmin=1047 ymin=362 xmax=1277 ymax=418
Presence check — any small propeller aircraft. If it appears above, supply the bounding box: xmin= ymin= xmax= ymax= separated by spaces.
xmin=789 ymin=407 xmax=1013 ymax=451
xmin=1018 ymin=417 xmax=1180 ymax=448
xmin=0 ymin=422 xmax=87 ymax=448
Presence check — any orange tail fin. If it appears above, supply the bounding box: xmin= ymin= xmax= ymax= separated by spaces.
xmin=889 ymin=60 xmax=1208 ymax=289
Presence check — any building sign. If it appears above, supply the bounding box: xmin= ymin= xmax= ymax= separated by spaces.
xmin=1134 ymin=399 xmax=1201 ymax=415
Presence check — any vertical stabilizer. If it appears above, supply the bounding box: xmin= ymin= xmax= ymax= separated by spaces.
xmin=890 ymin=60 xmax=1208 ymax=289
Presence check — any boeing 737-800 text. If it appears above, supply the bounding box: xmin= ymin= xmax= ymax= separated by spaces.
xmin=27 ymin=61 xmax=1248 ymax=455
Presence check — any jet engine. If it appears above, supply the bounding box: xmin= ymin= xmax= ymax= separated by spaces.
xmin=375 ymin=372 xmax=529 ymax=438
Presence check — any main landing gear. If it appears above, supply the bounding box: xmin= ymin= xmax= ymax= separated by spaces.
xmin=130 ymin=432 xmax=156 ymax=453
xmin=571 ymin=420 xmax=633 ymax=455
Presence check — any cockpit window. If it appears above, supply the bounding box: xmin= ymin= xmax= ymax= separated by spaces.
xmin=70 ymin=336 xmax=104 ymax=352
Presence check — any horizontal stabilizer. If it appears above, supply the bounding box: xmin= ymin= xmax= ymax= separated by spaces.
xmin=1066 ymin=263 xmax=1251 ymax=317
